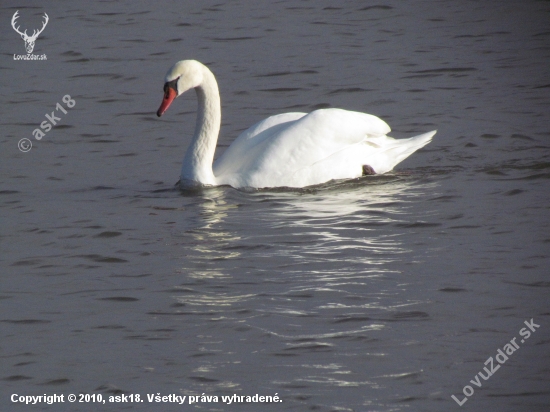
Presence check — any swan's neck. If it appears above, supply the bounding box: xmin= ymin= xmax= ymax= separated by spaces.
xmin=181 ymin=68 xmax=221 ymax=186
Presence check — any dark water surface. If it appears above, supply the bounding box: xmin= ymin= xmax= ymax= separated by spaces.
xmin=1 ymin=1 xmax=549 ymax=411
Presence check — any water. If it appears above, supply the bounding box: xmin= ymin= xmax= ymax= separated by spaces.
xmin=1 ymin=0 xmax=549 ymax=411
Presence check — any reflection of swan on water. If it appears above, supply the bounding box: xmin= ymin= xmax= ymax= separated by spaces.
xmin=157 ymin=60 xmax=436 ymax=189
xmin=176 ymin=188 xmax=241 ymax=278
xmin=264 ymin=176 xmax=438 ymax=223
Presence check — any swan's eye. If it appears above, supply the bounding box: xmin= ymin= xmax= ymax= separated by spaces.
xmin=164 ymin=78 xmax=179 ymax=94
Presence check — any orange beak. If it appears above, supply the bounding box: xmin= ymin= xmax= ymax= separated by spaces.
xmin=157 ymin=87 xmax=177 ymax=117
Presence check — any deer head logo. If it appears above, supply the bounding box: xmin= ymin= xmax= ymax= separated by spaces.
xmin=11 ymin=11 xmax=49 ymax=54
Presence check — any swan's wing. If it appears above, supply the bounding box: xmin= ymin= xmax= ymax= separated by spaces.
xmin=233 ymin=112 xmax=308 ymax=143
xmin=213 ymin=112 xmax=306 ymax=177
xmin=215 ymin=108 xmax=391 ymax=188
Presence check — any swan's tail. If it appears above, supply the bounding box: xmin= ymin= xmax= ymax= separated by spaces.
xmin=393 ymin=130 xmax=436 ymax=164
xmin=370 ymin=130 xmax=436 ymax=174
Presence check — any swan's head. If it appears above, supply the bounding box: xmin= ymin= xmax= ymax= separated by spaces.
xmin=157 ymin=60 xmax=205 ymax=117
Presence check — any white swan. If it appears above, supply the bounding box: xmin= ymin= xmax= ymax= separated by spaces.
xmin=157 ymin=60 xmax=436 ymax=189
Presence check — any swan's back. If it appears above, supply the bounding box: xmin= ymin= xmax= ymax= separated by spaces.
xmin=213 ymin=108 xmax=433 ymax=188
